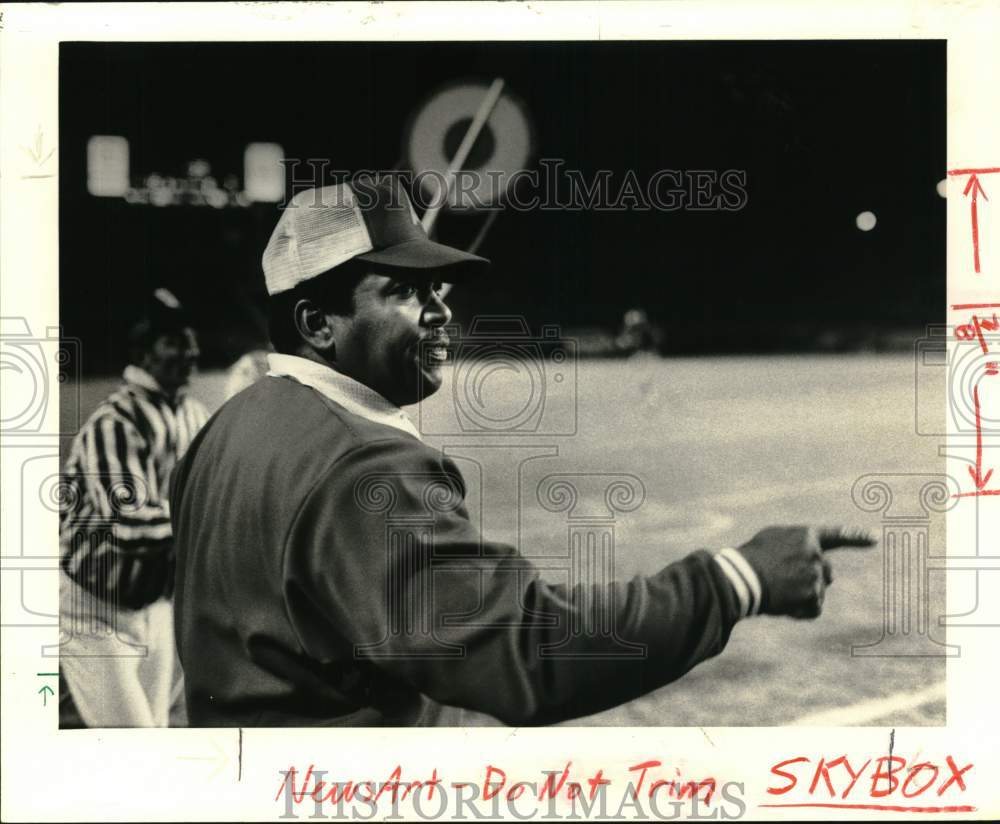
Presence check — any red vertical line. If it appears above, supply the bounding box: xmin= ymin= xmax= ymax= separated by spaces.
xmin=972 ymin=194 xmax=981 ymax=273
xmin=969 ymin=383 xmax=992 ymax=489
xmin=972 ymin=315 xmax=989 ymax=354
xmin=975 ymin=383 xmax=983 ymax=484
xmin=964 ymin=174 xmax=987 ymax=274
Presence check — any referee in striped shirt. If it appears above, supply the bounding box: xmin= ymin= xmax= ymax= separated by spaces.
xmin=59 ymin=289 xmax=208 ymax=728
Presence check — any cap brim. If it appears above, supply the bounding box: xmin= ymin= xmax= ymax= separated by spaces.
xmin=356 ymin=238 xmax=490 ymax=283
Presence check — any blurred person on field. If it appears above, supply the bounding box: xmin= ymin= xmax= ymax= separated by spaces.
xmin=59 ymin=288 xmax=208 ymax=728
xmin=615 ymin=307 xmax=663 ymax=356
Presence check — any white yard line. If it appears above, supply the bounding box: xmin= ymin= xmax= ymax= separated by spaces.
xmin=789 ymin=681 xmax=947 ymax=726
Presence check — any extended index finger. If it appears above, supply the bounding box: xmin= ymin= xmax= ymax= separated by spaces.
xmin=818 ymin=526 xmax=878 ymax=550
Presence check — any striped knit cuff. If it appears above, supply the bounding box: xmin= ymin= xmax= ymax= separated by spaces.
xmin=713 ymin=547 xmax=763 ymax=620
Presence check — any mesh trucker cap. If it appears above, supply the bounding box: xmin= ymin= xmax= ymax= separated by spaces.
xmin=262 ymin=177 xmax=490 ymax=295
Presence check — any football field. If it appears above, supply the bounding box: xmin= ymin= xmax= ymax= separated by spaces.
xmin=67 ymin=352 xmax=948 ymax=727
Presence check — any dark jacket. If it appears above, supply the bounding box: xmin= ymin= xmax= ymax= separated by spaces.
xmin=170 ymin=375 xmax=742 ymax=726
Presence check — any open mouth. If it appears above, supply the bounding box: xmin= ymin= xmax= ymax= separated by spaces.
xmin=420 ymin=338 xmax=450 ymax=368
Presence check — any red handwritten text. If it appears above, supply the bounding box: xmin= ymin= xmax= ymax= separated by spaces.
xmin=762 ymin=754 xmax=975 ymax=813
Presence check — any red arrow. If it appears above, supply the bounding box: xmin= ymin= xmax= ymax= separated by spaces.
xmin=969 ymin=384 xmax=994 ymax=490
xmin=963 ymin=174 xmax=989 ymax=274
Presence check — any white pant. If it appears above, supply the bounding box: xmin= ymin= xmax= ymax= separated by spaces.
xmin=59 ymin=571 xmax=186 ymax=727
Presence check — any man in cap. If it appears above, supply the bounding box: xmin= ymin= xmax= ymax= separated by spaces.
xmin=170 ymin=177 xmax=873 ymax=727
xmin=60 ymin=288 xmax=208 ymax=727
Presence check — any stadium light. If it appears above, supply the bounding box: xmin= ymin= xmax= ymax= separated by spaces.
xmin=86 ymin=135 xmax=130 ymax=197
xmin=244 ymin=142 xmax=285 ymax=203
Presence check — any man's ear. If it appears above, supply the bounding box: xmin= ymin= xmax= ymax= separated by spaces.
xmin=293 ymin=299 xmax=338 ymax=356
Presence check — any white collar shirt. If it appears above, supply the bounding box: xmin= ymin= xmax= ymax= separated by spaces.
xmin=266 ymin=353 xmax=422 ymax=441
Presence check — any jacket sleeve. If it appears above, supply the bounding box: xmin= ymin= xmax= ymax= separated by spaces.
xmin=283 ymin=436 xmax=743 ymax=726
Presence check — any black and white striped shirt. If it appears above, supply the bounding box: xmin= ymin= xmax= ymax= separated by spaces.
xmin=60 ymin=365 xmax=209 ymax=609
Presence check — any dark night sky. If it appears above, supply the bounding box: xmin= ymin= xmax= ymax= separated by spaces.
xmin=60 ymin=41 xmax=945 ymax=371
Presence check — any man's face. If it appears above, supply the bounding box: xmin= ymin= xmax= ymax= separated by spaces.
xmin=143 ymin=327 xmax=200 ymax=395
xmin=330 ymin=272 xmax=452 ymax=407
